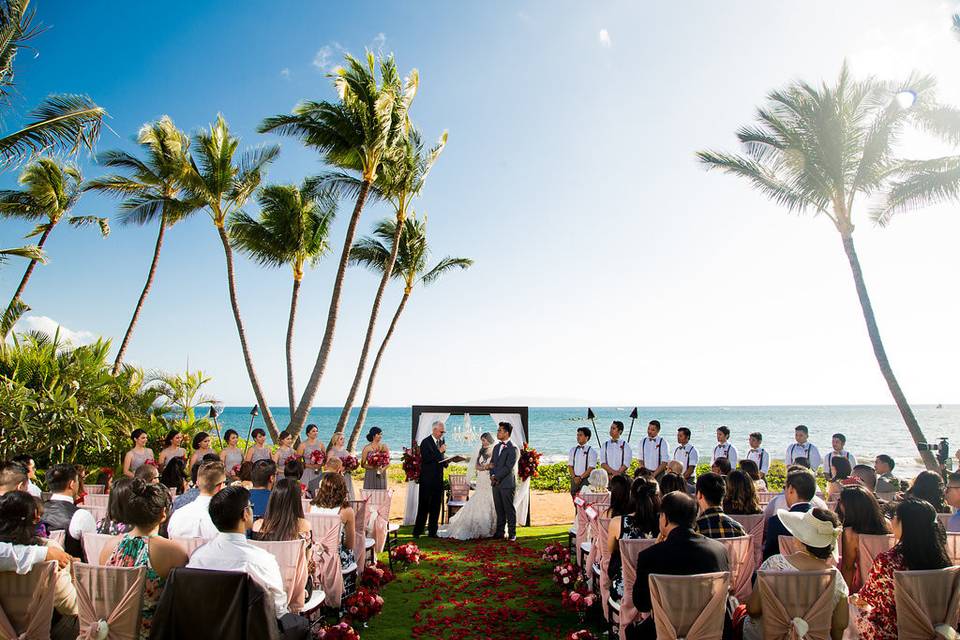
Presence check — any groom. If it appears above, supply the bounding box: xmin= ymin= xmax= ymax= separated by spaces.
xmin=490 ymin=421 xmax=519 ymax=541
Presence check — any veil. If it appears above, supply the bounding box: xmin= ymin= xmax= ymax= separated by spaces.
xmin=466 ymin=433 xmax=494 ymax=484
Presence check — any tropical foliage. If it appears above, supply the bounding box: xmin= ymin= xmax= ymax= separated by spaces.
xmin=146 ymin=368 xmax=218 ymax=434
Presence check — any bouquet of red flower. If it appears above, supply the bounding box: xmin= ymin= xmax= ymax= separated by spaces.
xmin=367 ymin=450 xmax=390 ymax=476
xmin=144 ymin=458 xmax=157 ymax=468
xmin=360 ymin=561 xmax=395 ymax=591
xmin=310 ymin=448 xmax=326 ymax=467
xmin=312 ymin=622 xmax=360 ymax=640
xmin=561 ymin=582 xmax=597 ymax=615
xmin=568 ymin=630 xmax=599 ymax=640
xmin=283 ymin=454 xmax=301 ymax=467
xmin=340 ymin=453 xmax=359 ymax=472
xmin=390 ymin=542 xmax=422 ymax=567
xmin=343 ymin=587 xmax=384 ymax=624
xmin=99 ymin=467 xmax=114 ymax=478
xmin=553 ymin=562 xmax=578 ymax=588
xmin=401 ymin=447 xmax=421 ymax=482
xmin=518 ymin=443 xmax=541 ymax=481
xmin=541 ymin=542 xmax=570 ymax=564
xmin=231 ymin=464 xmax=241 ymax=477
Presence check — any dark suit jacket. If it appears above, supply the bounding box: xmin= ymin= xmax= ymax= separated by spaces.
xmin=490 ymin=441 xmax=518 ymax=489
xmin=763 ymin=501 xmax=812 ymax=560
xmin=419 ymin=436 xmax=449 ymax=488
xmin=632 ymin=527 xmax=730 ymax=613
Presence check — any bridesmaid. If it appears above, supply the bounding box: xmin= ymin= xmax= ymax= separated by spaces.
xmin=298 ymin=424 xmax=325 ymax=488
xmin=244 ymin=428 xmax=273 ymax=463
xmin=122 ymin=429 xmax=155 ymax=478
xmin=188 ymin=432 xmax=213 ymax=468
xmin=157 ymin=430 xmax=185 ymax=469
xmin=327 ymin=432 xmax=354 ymax=500
xmin=273 ymin=431 xmax=297 ymax=466
xmin=220 ymin=429 xmax=244 ymax=479
xmin=361 ymin=427 xmax=390 ymax=490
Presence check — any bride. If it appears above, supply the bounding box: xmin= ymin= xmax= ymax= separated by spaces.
xmin=440 ymin=432 xmax=497 ymax=540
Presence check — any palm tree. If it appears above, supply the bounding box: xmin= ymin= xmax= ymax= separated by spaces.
xmin=229 ymin=181 xmax=336 ymax=417
xmin=0 ymin=157 xmax=109 ymax=334
xmin=147 ymin=368 xmax=218 ymax=432
xmin=85 ymin=117 xmax=199 ymax=374
xmin=332 ymin=130 xmax=447 ymax=440
xmin=697 ymin=63 xmax=939 ymax=470
xmin=0 ymin=0 xmax=105 ymax=168
xmin=345 ymin=215 xmax=472 ymax=450
xmin=259 ymin=51 xmax=417 ymax=434
xmin=180 ymin=114 xmax=282 ymax=440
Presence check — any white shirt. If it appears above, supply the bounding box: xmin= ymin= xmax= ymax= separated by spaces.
xmin=26 ymin=480 xmax=41 ymax=498
xmin=166 ymin=495 xmax=219 ymax=540
xmin=0 ymin=542 xmax=49 ymax=574
xmin=745 ymin=447 xmax=771 ymax=474
xmin=639 ymin=436 xmax=670 ymax=470
xmin=187 ymin=532 xmax=288 ymax=617
xmin=762 ymin=493 xmax=829 ymax=523
xmin=785 ymin=442 xmax=822 ymax=471
xmin=50 ymin=494 xmax=96 ymax=540
xmin=567 ymin=445 xmax=598 ymax=476
xmin=673 ymin=444 xmax=699 ymax=472
xmin=824 ymin=449 xmax=857 ymax=473
xmin=711 ymin=442 xmax=738 ymax=466
xmin=600 ymin=439 xmax=633 ymax=472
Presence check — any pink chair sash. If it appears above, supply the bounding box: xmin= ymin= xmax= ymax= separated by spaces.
xmin=48 ymin=530 xmax=65 ymax=548
xmin=169 ymin=537 xmax=206 ymax=558
xmin=730 ymin=514 xmax=765 ymax=569
xmin=757 ymin=569 xmax=837 ymax=640
xmin=249 ymin=539 xmax=308 ymax=614
xmin=362 ymin=490 xmax=393 ymax=554
xmin=307 ymin=513 xmax=345 ymax=608
xmin=619 ymin=538 xmax=659 ymax=640
xmin=85 ymin=485 xmax=107 ymax=495
xmin=587 ymin=516 xmax=611 ymax=585
xmin=575 ymin=499 xmax=607 ymax=565
xmin=348 ymin=499 xmax=368 ymax=566
xmin=81 ymin=504 xmax=107 ymax=523
xmin=82 ymin=532 xmax=117 ymax=566
xmin=84 ymin=494 xmax=109 ymax=509
xmin=598 ymin=518 xmax=614 ymax=620
xmin=856 ymin=534 xmax=895 ymax=591
xmin=649 ymin=572 xmax=730 ymax=640
xmin=0 ymin=560 xmax=56 ymax=640
xmin=73 ymin=562 xmax=146 ymax=640
xmin=893 ymin=567 xmax=960 ymax=640
xmin=718 ymin=535 xmax=756 ymax=601
xmin=946 ymin=533 xmax=960 ymax=567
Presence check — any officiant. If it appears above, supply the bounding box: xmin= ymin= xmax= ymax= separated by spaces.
xmin=413 ymin=420 xmax=460 ymax=538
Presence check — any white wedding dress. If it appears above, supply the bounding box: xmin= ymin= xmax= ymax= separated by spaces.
xmin=440 ymin=465 xmax=497 ymax=540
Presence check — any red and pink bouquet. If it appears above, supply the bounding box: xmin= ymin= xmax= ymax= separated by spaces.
xmin=342 ymin=587 xmax=384 ymax=624
xmin=541 ymin=542 xmax=570 ymax=564
xmin=553 ymin=562 xmax=578 ymax=588
xmin=367 ymin=450 xmax=390 ymax=475
xmin=561 ymin=581 xmax=598 ymax=617
xmin=231 ymin=463 xmax=241 ymax=477
xmin=360 ymin=561 xmax=395 ymax=591
xmin=340 ymin=453 xmax=359 ymax=472
xmin=143 ymin=458 xmax=158 ymax=468
xmin=283 ymin=454 xmax=301 ymax=467
xmin=309 ymin=448 xmax=326 ymax=467
xmin=401 ymin=447 xmax=421 ymax=482
xmin=312 ymin=622 xmax=360 ymax=640
xmin=390 ymin=542 xmax=422 ymax=567
xmin=568 ymin=630 xmax=599 ymax=640
xmin=518 ymin=443 xmax=541 ymax=481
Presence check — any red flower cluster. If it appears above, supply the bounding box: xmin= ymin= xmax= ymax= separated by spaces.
xmin=343 ymin=587 xmax=384 ymax=623
xmin=560 ymin=581 xmax=597 ymax=614
xmin=569 ymin=629 xmax=599 ymax=639
xmin=283 ymin=454 xmax=301 ymax=467
xmin=518 ymin=443 xmax=541 ymax=481
xmin=99 ymin=467 xmax=114 ymax=478
xmin=401 ymin=447 xmax=421 ymax=482
xmin=340 ymin=453 xmax=359 ymax=472
xmin=231 ymin=464 xmax=241 ymax=477
xmin=360 ymin=561 xmax=395 ymax=591
xmin=553 ymin=562 xmax=578 ymax=588
xmin=143 ymin=458 xmax=157 ymax=468
xmin=391 ymin=542 xmax=422 ymax=566
xmin=541 ymin=541 xmax=570 ymax=564
xmin=310 ymin=449 xmax=326 ymax=466
xmin=312 ymin=622 xmax=360 ymax=640
xmin=367 ymin=450 xmax=390 ymax=470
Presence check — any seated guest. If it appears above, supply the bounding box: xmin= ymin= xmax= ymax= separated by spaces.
xmin=874 ymin=454 xmax=899 ymax=494
xmin=837 ymin=486 xmax=890 ymax=590
xmin=711 ymin=457 xmax=731 ymax=477
xmin=11 ymin=454 xmax=41 ymax=497
xmin=284 ymin=458 xmax=305 ymax=483
xmin=743 ymin=509 xmax=848 ymax=640
xmin=167 ymin=461 xmax=226 ymax=540
xmin=309 ymin=472 xmax=357 ymax=591
xmin=852 ymin=497 xmax=951 ymax=640
xmin=905 ymin=470 xmax=949 ymax=513
xmin=724 ymin=469 xmax=762 ymax=515
xmin=309 ymin=457 xmax=343 ymax=498
xmin=738 ymin=459 xmax=766 ymax=491
xmin=170 ymin=453 xmax=220 ymax=513
xmin=827 ymin=455 xmax=853 ymax=501
xmin=102 ymin=479 xmax=188 ymax=639
xmin=793 ymin=456 xmax=811 ymax=469
xmin=762 ymin=465 xmax=829 ymax=528
xmin=252 ymin=477 xmax=312 ymax=544
xmin=0 ymin=460 xmax=28 ymax=496
xmin=134 ymin=463 xmax=160 ymax=484
xmin=97 ymin=477 xmax=133 ymax=535
xmin=236 ymin=461 xmax=254 ymax=489
xmin=946 ymin=472 xmax=960 ymax=533
xmin=95 ymin=469 xmax=114 ymax=495
xmin=250 ymin=459 xmax=277 ymax=518
xmin=763 ymin=468 xmax=818 ymax=560
xmin=852 ymin=464 xmax=878 ymax=495
xmin=41 ymin=463 xmax=96 ymax=559
xmin=658 ymin=471 xmax=687 ymax=496
xmin=633 ymin=467 xmax=654 ymax=480
xmin=159 ymin=457 xmax=189 ymax=497
xmin=607 ymin=477 xmax=660 ymax=602
xmin=606 ymin=474 xmax=632 ymax=518
xmin=629 ymin=492 xmax=731 ymax=640
xmin=695 ymin=472 xmax=746 ymax=538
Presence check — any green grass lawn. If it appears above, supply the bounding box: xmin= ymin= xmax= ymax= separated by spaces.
xmin=359 ymin=525 xmax=605 ymax=639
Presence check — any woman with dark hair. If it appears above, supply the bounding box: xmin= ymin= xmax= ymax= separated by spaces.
xmin=97 ymin=477 xmax=134 ymax=535
xmin=658 ymin=471 xmax=687 ymax=496
xmin=159 ymin=456 xmax=189 ymax=496
xmin=236 ymin=460 xmax=254 ymax=489
xmin=853 ymin=497 xmax=952 ymax=640
xmin=220 ymin=429 xmax=244 ymax=479
xmin=607 ymin=477 xmax=660 ymax=601
xmin=837 ymin=486 xmax=890 ymax=591
xmin=723 ymin=469 xmax=762 ymax=515
xmin=905 ymin=470 xmax=949 ymax=513
xmin=272 ymin=430 xmax=297 ymax=466
xmin=122 ymin=428 xmax=155 ymax=478
xmin=297 ymin=424 xmax=325 ymax=488
xmin=361 ymin=426 xmax=390 ymax=491
xmin=828 ymin=456 xmax=853 ymax=501
xmin=135 ymin=463 xmax=159 ymax=484
xmin=310 ymin=472 xmax=357 ymax=592
xmin=284 ymin=457 xmax=305 ymax=489
xmin=102 ymin=479 xmax=188 ymax=640
xmin=244 ymin=428 xmax=273 ymax=463
xmin=157 ymin=430 xmax=185 ymax=469
xmin=606 ymin=474 xmax=632 ymax=518
xmin=738 ymin=459 xmax=766 ymax=491
xmin=189 ymin=431 xmax=213 ymax=468
xmin=253 ymin=477 xmax=311 ymax=542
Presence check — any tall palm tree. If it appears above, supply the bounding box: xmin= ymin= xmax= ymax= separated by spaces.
xmin=345 ymin=215 xmax=472 ymax=450
xmin=85 ymin=117 xmax=198 ymax=374
xmin=0 ymin=0 xmax=105 ymax=168
xmin=259 ymin=51 xmax=417 ymax=434
xmin=180 ymin=114 xmax=282 ymax=440
xmin=0 ymin=157 xmax=109 ymax=334
xmin=332 ymin=130 xmax=447 ymax=440
xmin=229 ymin=181 xmax=336 ymax=417
xmin=698 ymin=63 xmax=939 ymax=470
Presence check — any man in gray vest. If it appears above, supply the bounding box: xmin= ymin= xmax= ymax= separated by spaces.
xmin=490 ymin=421 xmax=519 ymax=541
xmin=41 ymin=463 xmax=95 ymax=559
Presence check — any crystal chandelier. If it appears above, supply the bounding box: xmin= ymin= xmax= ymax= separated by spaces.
xmin=454 ymin=413 xmax=477 ymax=443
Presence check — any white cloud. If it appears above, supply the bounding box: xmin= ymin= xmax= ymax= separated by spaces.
xmin=312 ymin=45 xmax=334 ymax=71
xmin=599 ymin=28 xmax=612 ymax=48
xmin=371 ymin=32 xmax=386 ymax=51
xmin=280 ymin=68 xmax=290 ymax=79
xmin=16 ymin=315 xmax=96 ymax=346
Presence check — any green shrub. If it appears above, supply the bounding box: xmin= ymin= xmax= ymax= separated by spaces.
xmin=530 ymin=462 xmax=572 ymax=492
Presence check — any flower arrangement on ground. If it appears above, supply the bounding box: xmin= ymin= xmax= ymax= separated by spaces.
xmin=518 ymin=443 xmax=541 ymax=481
xmin=341 ymin=453 xmax=359 ymax=472
xmin=391 ymin=542 xmax=422 ymax=567
xmin=401 ymin=447 xmax=421 ymax=482
xmin=343 ymin=587 xmax=384 ymax=625
xmin=561 ymin=580 xmax=598 ymax=622
xmin=568 ymin=629 xmax=599 ymax=640
xmin=360 ymin=561 xmax=395 ymax=591
xmin=553 ymin=562 xmax=578 ymax=588
xmin=310 ymin=448 xmax=326 ymax=467
xmin=312 ymin=622 xmax=360 ymax=639
xmin=367 ymin=450 xmax=390 ymax=476
xmin=541 ymin=541 xmax=570 ymax=564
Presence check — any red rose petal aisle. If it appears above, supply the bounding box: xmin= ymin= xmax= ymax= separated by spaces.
xmin=360 ymin=525 xmax=604 ymax=639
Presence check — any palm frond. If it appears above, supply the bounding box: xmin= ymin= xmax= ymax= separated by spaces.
xmin=913 ymin=104 xmax=960 ymax=147
xmin=313 ymin=169 xmax=385 ymax=203
xmin=0 ymin=94 xmax=106 ymax=167
xmin=67 ymin=215 xmax=110 ymax=237
xmin=874 ymin=155 xmax=960 ymax=225
xmin=0 ymin=243 xmax=44 ymax=265
xmin=0 ymin=296 xmax=26 ymax=339
xmin=348 ymin=236 xmax=392 ymax=274
xmin=697 ymin=150 xmax=819 ymax=214
xmin=419 ymin=256 xmax=473 ymax=286
xmin=0 ymin=0 xmax=41 ymax=101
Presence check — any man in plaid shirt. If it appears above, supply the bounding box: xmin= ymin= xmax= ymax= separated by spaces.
xmin=694 ymin=472 xmax=746 ymax=539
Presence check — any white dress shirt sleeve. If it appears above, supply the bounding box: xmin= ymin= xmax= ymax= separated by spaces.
xmin=253 ymin=555 xmax=289 ymax=617
xmin=69 ymin=506 xmax=97 ymax=540
xmin=809 ymin=445 xmax=822 ymax=471
xmin=660 ymin=439 xmax=671 ymax=463
xmin=0 ymin=543 xmax=48 ymax=574
xmin=622 ymin=442 xmax=633 ymax=468
xmin=586 ymin=447 xmax=598 ymax=470
xmin=727 ymin=445 xmax=738 ymax=467
xmin=567 ymin=447 xmax=577 ymax=467
xmin=759 ymin=450 xmax=770 ymax=474
xmin=599 ymin=443 xmax=608 ymax=466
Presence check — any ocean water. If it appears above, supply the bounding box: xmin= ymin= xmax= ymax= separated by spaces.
xmin=208 ymin=405 xmax=960 ymax=478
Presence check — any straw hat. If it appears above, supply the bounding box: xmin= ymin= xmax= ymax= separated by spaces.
xmin=776 ymin=509 xmax=841 ymax=549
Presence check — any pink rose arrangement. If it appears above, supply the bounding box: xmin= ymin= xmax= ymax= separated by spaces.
xmin=552 ymin=562 xmax=578 ymax=588
xmin=541 ymin=541 xmax=570 ymax=564
xmin=309 ymin=448 xmax=326 ymax=467
xmin=360 ymin=561 xmax=395 ymax=591
xmin=518 ymin=443 xmax=541 ymax=481
xmin=367 ymin=450 xmax=390 ymax=476
xmin=561 ymin=580 xmax=598 ymax=620
xmin=401 ymin=447 xmax=421 ymax=482
xmin=342 ymin=587 xmax=384 ymax=624
xmin=568 ymin=629 xmax=599 ymax=639
xmin=340 ymin=453 xmax=359 ymax=472
xmin=390 ymin=542 xmax=422 ymax=567
xmin=312 ymin=622 xmax=360 ymax=639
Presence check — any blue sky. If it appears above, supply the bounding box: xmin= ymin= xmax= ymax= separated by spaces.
xmin=2 ymin=1 xmax=959 ymax=407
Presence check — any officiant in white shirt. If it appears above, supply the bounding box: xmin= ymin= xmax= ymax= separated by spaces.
xmin=600 ymin=421 xmax=633 ymax=477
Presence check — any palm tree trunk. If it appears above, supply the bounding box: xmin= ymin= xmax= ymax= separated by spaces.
xmin=215 ymin=224 xmax=280 ymax=441
xmin=840 ymin=231 xmax=937 ymax=471
xmin=112 ymin=218 xmax=166 ymax=374
xmin=5 ymin=223 xmax=53 ymax=313
xmin=289 ymin=180 xmax=371 ymax=433
xmin=347 ymin=290 xmax=410 ymax=452
xmin=286 ymin=276 xmax=301 ymax=418
xmin=332 ymin=215 xmax=404 ymax=444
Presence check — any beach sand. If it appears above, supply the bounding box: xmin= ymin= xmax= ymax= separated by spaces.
xmin=384 ymin=483 xmax=572 ymax=526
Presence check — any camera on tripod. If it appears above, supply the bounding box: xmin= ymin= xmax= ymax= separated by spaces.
xmin=918 ymin=437 xmax=950 ymax=468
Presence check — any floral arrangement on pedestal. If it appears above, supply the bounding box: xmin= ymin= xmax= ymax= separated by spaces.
xmin=360 ymin=561 xmax=395 ymax=591
xmin=309 ymin=448 xmax=326 ymax=468
xmin=390 ymin=542 xmax=422 ymax=567
xmin=518 ymin=443 xmax=541 ymax=481
xmin=367 ymin=450 xmax=390 ymax=476
xmin=312 ymin=622 xmax=360 ymax=639
xmin=552 ymin=562 xmax=578 ymax=588
xmin=541 ymin=541 xmax=570 ymax=564
xmin=401 ymin=447 xmax=421 ymax=482
xmin=340 ymin=453 xmax=359 ymax=472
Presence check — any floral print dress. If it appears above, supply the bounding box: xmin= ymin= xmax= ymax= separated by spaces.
xmin=609 ymin=514 xmax=657 ymax=600
xmin=856 ymin=547 xmax=906 ymax=640
xmin=106 ymin=534 xmax=163 ymax=640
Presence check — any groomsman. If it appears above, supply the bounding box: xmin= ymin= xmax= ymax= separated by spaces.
xmin=674 ymin=427 xmax=699 ymax=486
xmin=824 ymin=433 xmax=857 ymax=479
xmin=785 ymin=425 xmax=822 ymax=471
xmin=638 ymin=420 xmax=670 ymax=477
xmin=567 ymin=427 xmax=598 ymax=496
xmin=600 ymin=421 xmax=633 ymax=477
xmin=745 ymin=432 xmax=771 ymax=477
xmin=711 ymin=426 xmax=738 ymax=467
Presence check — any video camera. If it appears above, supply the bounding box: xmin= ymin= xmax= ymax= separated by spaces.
xmin=918 ymin=437 xmax=950 ymax=468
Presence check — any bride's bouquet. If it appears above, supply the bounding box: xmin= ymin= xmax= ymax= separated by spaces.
xmin=367 ymin=450 xmax=390 ymax=476
xmin=340 ymin=453 xmax=359 ymax=472
xmin=541 ymin=542 xmax=570 ymax=564
xmin=552 ymin=562 xmax=578 ymax=588
xmin=401 ymin=447 xmax=421 ymax=482
xmin=518 ymin=443 xmax=542 ymax=481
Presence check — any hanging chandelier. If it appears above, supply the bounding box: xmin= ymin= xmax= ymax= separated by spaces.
xmin=454 ymin=413 xmax=477 ymax=443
